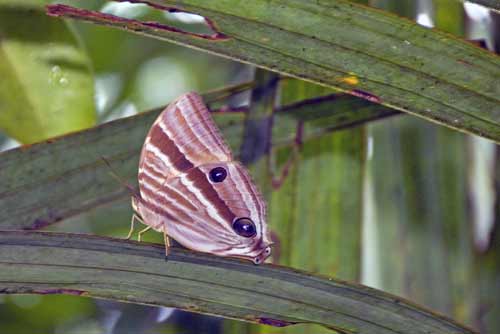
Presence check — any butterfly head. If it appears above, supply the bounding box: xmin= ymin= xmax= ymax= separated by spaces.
xmin=231 ymin=217 xmax=272 ymax=264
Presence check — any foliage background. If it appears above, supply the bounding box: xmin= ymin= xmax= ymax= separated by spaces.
xmin=0 ymin=0 xmax=498 ymax=333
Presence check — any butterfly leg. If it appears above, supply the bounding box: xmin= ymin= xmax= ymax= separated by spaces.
xmin=137 ymin=226 xmax=152 ymax=242
xmin=126 ymin=213 xmax=144 ymax=240
xmin=163 ymin=225 xmax=171 ymax=259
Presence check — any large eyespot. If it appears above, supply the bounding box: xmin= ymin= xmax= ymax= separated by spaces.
xmin=209 ymin=167 xmax=227 ymax=183
xmin=232 ymin=217 xmax=256 ymax=238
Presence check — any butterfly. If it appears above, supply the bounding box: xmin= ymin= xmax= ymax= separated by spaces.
xmin=130 ymin=92 xmax=272 ymax=264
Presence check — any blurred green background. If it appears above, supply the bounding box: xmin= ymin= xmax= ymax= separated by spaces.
xmin=0 ymin=0 xmax=498 ymax=333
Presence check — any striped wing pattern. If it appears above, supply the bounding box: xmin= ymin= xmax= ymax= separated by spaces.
xmin=138 ymin=92 xmax=232 ymax=182
xmin=134 ymin=92 xmax=271 ymax=263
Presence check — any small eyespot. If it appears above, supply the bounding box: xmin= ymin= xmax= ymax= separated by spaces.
xmin=232 ymin=217 xmax=256 ymax=238
xmin=254 ymin=258 xmax=261 ymax=264
xmin=209 ymin=167 xmax=227 ymax=183
xmin=264 ymin=247 xmax=271 ymax=255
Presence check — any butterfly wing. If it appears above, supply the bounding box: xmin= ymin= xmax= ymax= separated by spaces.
xmin=135 ymin=92 xmax=271 ymax=264
xmin=138 ymin=92 xmax=232 ymax=204
xmin=163 ymin=161 xmax=270 ymax=257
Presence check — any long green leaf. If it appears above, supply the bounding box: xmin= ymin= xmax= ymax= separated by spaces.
xmin=276 ymin=79 xmax=363 ymax=281
xmin=369 ymin=116 xmax=472 ymax=317
xmin=0 ymin=90 xmax=392 ymax=231
xmin=0 ymin=231 xmax=478 ymax=334
xmin=47 ymin=0 xmax=500 ymax=143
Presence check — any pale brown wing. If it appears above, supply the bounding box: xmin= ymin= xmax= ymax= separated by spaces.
xmin=138 ymin=92 xmax=231 ymax=183
xmin=136 ymin=92 xmax=271 ymax=263
xmin=137 ymin=161 xmax=270 ymax=257
xmin=138 ymin=92 xmax=232 ymax=203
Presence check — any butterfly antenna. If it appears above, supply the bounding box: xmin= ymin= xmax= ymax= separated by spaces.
xmin=101 ymin=156 xmax=140 ymax=198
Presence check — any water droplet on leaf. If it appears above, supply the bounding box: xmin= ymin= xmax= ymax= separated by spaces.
xmin=59 ymin=77 xmax=69 ymax=86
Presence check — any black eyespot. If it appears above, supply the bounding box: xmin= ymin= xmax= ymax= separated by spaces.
xmin=232 ymin=217 xmax=256 ymax=238
xmin=209 ymin=167 xmax=227 ymax=183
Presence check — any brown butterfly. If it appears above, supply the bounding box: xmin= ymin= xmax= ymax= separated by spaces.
xmin=130 ymin=92 xmax=272 ymax=264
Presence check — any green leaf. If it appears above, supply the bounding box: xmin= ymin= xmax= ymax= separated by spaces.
xmin=275 ymin=79 xmax=363 ymax=280
xmin=0 ymin=88 xmax=393 ymax=231
xmin=369 ymin=116 xmax=472 ymax=316
xmin=364 ymin=4 xmax=483 ymax=327
xmin=47 ymin=0 xmax=500 ymax=143
xmin=0 ymin=6 xmax=95 ymax=143
xmin=0 ymin=231 xmax=477 ymax=334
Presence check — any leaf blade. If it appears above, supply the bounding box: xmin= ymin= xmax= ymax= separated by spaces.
xmin=47 ymin=0 xmax=500 ymax=142
xmin=0 ymin=231 xmax=478 ymax=334
xmin=0 ymin=90 xmax=392 ymax=231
